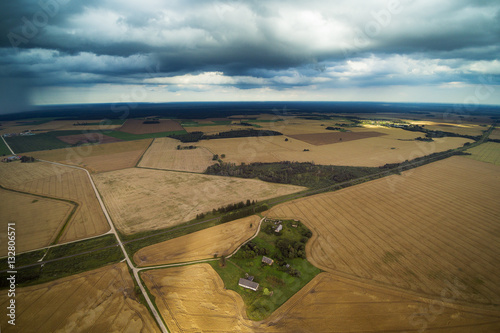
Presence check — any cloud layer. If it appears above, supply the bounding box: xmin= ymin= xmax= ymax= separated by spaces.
xmin=1 ymin=0 xmax=499 ymax=109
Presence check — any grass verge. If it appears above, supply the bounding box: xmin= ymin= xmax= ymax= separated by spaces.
xmin=0 ymin=246 xmax=123 ymax=289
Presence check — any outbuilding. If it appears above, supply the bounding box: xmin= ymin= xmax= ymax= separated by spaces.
xmin=238 ymin=278 xmax=259 ymax=291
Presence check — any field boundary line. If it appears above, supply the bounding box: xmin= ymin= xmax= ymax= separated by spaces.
xmin=1 ymin=135 xmax=15 ymax=155
xmin=36 ymin=158 xmax=169 ymax=333
xmin=0 ymin=183 xmax=79 ymax=246
xmin=134 ymin=138 xmax=155 ymax=167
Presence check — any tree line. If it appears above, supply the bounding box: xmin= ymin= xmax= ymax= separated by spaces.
xmin=168 ymin=129 xmax=283 ymax=143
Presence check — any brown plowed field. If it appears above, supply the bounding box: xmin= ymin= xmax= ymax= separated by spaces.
xmin=29 ymin=139 xmax=152 ymax=173
xmin=134 ymin=215 xmax=259 ymax=266
xmin=142 ymin=264 xmax=500 ymax=333
xmin=0 ymin=263 xmax=160 ymax=332
xmin=138 ymin=137 xmax=216 ymax=173
xmin=266 ymin=156 xmax=500 ymax=307
xmin=0 ymin=189 xmax=73 ymax=256
xmin=118 ymin=119 xmax=184 ymax=134
xmin=288 ymin=131 xmax=386 ymax=145
xmin=93 ymin=167 xmax=304 ymax=235
xmin=0 ymin=161 xmax=109 ymax=244
xmin=56 ymin=133 xmax=123 ymax=145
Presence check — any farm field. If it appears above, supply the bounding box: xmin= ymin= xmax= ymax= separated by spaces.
xmin=266 ymin=156 xmax=500 ymax=307
xmin=0 ymin=263 xmax=160 ymax=332
xmin=93 ymin=167 xmax=304 ymax=235
xmin=133 ymin=215 xmax=260 ymax=266
xmin=118 ymin=119 xmax=184 ymax=134
xmin=184 ymin=124 xmax=253 ymax=134
xmin=56 ymin=133 xmax=122 ymax=145
xmin=489 ymin=128 xmax=500 ymax=140
xmin=29 ymin=139 xmax=152 ymax=173
xmin=466 ymin=142 xmax=500 ymax=165
xmin=0 ymin=161 xmax=109 ymax=244
xmin=288 ymin=131 xmax=386 ymax=145
xmin=0 ymin=189 xmax=74 ymax=256
xmin=0 ymin=138 xmax=12 ymax=156
xmin=141 ymin=264 xmax=255 ymax=332
xmin=408 ymin=120 xmax=487 ymax=136
xmin=199 ymin=126 xmax=472 ymax=167
xmin=142 ymin=264 xmax=500 ymax=333
xmin=138 ymin=137 xmax=216 ymax=173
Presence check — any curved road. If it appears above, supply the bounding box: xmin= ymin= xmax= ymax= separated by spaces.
xmin=35 ymin=158 xmax=169 ymax=333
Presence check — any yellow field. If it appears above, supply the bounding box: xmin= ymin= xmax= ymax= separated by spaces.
xmin=0 ymin=263 xmax=160 ymax=332
xmin=466 ymin=142 xmax=500 ymax=165
xmin=0 ymin=189 xmax=73 ymax=256
xmin=141 ymin=264 xmax=255 ymax=332
xmin=29 ymin=139 xmax=152 ymax=173
xmin=138 ymin=138 xmax=216 ymax=173
xmin=409 ymin=120 xmax=486 ymax=136
xmin=142 ymin=264 xmax=500 ymax=332
xmin=134 ymin=215 xmax=260 ymax=266
xmin=0 ymin=161 xmax=109 ymax=244
xmin=199 ymin=126 xmax=472 ymax=167
xmin=93 ymin=168 xmax=304 ymax=235
xmin=266 ymin=156 xmax=500 ymax=306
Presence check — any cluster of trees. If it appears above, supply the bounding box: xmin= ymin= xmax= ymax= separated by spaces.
xmin=176 ymin=145 xmax=197 ymax=150
xmin=393 ymin=124 xmax=482 ymax=141
xmin=168 ymin=129 xmax=283 ymax=143
xmin=415 ymin=137 xmax=434 ymax=142
xmin=276 ymin=239 xmax=306 ymax=260
xmin=206 ymin=161 xmax=380 ymax=188
xmin=143 ymin=120 xmax=160 ymax=124
xmin=234 ymin=241 xmax=268 ymax=259
xmin=213 ymin=199 xmax=256 ymax=214
xmin=220 ymin=204 xmax=268 ymax=223
xmin=20 ymin=156 xmax=35 ymax=163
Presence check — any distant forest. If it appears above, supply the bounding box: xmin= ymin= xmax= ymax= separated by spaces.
xmin=2 ymin=102 xmax=499 ymax=121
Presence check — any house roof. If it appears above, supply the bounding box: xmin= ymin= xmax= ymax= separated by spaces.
xmin=238 ymin=278 xmax=259 ymax=291
xmin=262 ymin=256 xmax=274 ymax=265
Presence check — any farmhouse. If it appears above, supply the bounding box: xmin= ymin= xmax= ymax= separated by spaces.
xmin=238 ymin=278 xmax=259 ymax=291
xmin=262 ymin=256 xmax=274 ymax=265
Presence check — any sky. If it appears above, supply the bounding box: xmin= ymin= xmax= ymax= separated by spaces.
xmin=1 ymin=0 xmax=499 ymax=113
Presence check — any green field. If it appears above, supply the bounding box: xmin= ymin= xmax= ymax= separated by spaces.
xmin=3 ymin=130 xmax=108 ymax=153
xmin=210 ymin=219 xmax=321 ymax=321
xmin=0 ymin=235 xmax=123 ymax=289
xmin=466 ymin=142 xmax=500 ymax=165
xmin=0 ymin=138 xmax=12 ymax=156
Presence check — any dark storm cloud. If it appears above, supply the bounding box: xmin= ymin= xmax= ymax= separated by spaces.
xmin=0 ymin=0 xmax=499 ymax=108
